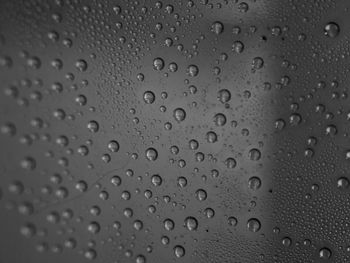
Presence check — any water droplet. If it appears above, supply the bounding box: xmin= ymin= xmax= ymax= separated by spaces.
xmin=146 ymin=148 xmax=158 ymax=161
xmin=195 ymin=189 xmax=207 ymax=201
xmin=186 ymin=65 xmax=199 ymax=77
xmin=324 ymin=22 xmax=340 ymax=38
xmin=214 ymin=113 xmax=226 ymax=126
xmin=75 ymin=59 xmax=88 ymax=72
xmin=173 ymin=108 xmax=186 ymax=122
xmin=174 ymin=245 xmax=185 ymax=258
xmin=247 ymin=218 xmax=261 ymax=232
xmin=151 ymin=174 xmax=162 ymax=186
xmin=228 ymin=216 xmax=238 ymax=226
xmin=232 ymin=41 xmax=244 ymax=53
xmin=87 ymin=121 xmax=99 ymax=133
xmin=143 ymin=91 xmax=155 ymax=104
xmin=108 ymin=140 xmax=120 ymax=152
xmin=225 ymin=157 xmax=237 ymax=169
xmin=248 ymin=177 xmax=262 ymax=190
xmin=252 ymin=57 xmax=264 ymax=70
xmin=153 ymin=57 xmax=164 ymax=70
xmin=337 ymin=177 xmax=349 ymax=190
xmin=217 ymin=89 xmax=231 ymax=103
xmin=319 ymin=247 xmax=332 ymax=259
xmin=87 ymin=221 xmax=100 ymax=234
xmin=211 ymin=21 xmax=224 ymax=35
xmin=185 ymin=217 xmax=198 ymax=231
xmin=164 ymin=219 xmax=175 ymax=231
xmin=248 ymin=148 xmax=261 ymax=161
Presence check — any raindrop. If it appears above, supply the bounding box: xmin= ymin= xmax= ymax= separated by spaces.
xmin=186 ymin=65 xmax=199 ymax=77
xmin=143 ymin=91 xmax=155 ymax=104
xmin=337 ymin=177 xmax=349 ymax=190
xmin=146 ymin=148 xmax=158 ymax=161
xmin=185 ymin=217 xmax=198 ymax=231
xmin=248 ymin=148 xmax=261 ymax=161
xmin=153 ymin=57 xmax=164 ymax=70
xmin=174 ymin=245 xmax=185 ymax=258
xmin=173 ymin=108 xmax=186 ymax=122
xmin=248 ymin=177 xmax=262 ymax=190
xmin=324 ymin=22 xmax=340 ymax=38
xmin=75 ymin=59 xmax=88 ymax=72
xmin=211 ymin=21 xmax=224 ymax=35
xmin=247 ymin=218 xmax=261 ymax=232
xmin=319 ymin=247 xmax=332 ymax=260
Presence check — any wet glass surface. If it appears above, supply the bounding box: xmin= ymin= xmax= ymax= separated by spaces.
xmin=0 ymin=0 xmax=350 ymax=262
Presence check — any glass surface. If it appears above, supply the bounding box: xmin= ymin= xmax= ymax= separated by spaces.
xmin=0 ymin=0 xmax=349 ymax=262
